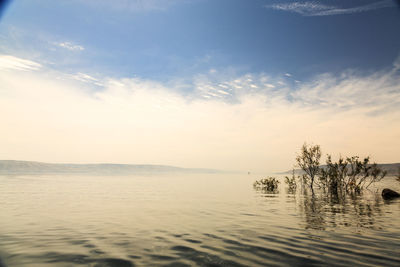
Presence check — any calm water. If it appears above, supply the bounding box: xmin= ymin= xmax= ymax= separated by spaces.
xmin=0 ymin=173 xmax=399 ymax=266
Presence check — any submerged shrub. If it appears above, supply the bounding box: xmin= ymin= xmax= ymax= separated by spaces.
xmin=294 ymin=143 xmax=387 ymax=194
xmin=285 ymin=170 xmax=298 ymax=192
xmin=296 ymin=143 xmax=321 ymax=190
xmin=253 ymin=177 xmax=280 ymax=192
xmin=320 ymin=155 xmax=386 ymax=194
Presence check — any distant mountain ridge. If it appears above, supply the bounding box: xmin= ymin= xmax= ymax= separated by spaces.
xmin=0 ymin=160 xmax=221 ymax=175
xmin=280 ymin=163 xmax=400 ymax=176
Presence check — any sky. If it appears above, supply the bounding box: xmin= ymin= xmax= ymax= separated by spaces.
xmin=0 ymin=0 xmax=399 ymax=173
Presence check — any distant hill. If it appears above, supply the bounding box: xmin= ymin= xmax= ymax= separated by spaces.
xmin=374 ymin=163 xmax=400 ymax=176
xmin=0 ymin=160 xmax=221 ymax=175
xmin=280 ymin=163 xmax=400 ymax=176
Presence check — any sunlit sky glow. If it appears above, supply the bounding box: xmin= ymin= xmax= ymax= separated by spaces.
xmin=1 ymin=0 xmax=400 ymax=172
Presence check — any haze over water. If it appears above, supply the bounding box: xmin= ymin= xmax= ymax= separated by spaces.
xmin=1 ymin=173 xmax=399 ymax=266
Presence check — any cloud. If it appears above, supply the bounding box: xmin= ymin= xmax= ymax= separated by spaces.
xmin=70 ymin=72 xmax=103 ymax=86
xmin=293 ymin=72 xmax=400 ymax=116
xmin=189 ymin=67 xmax=400 ymax=117
xmin=265 ymin=0 xmax=395 ymax=16
xmin=0 ymin=54 xmax=399 ymax=172
xmin=57 ymin=42 xmax=85 ymax=51
xmin=267 ymin=2 xmax=334 ymax=16
xmin=0 ymin=55 xmax=41 ymax=71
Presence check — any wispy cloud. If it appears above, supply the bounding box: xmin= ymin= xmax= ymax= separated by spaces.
xmin=70 ymin=72 xmax=103 ymax=86
xmin=0 ymin=55 xmax=41 ymax=71
xmin=1 ymin=54 xmax=399 ymax=172
xmin=265 ymin=0 xmax=395 ymax=16
xmin=57 ymin=42 xmax=84 ymax=51
xmin=189 ymin=65 xmax=400 ymax=117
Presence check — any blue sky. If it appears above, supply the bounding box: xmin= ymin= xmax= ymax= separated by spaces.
xmin=2 ymin=0 xmax=400 ymax=81
xmin=0 ymin=0 xmax=400 ymax=172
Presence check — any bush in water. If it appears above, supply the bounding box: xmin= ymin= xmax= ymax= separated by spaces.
xmin=253 ymin=177 xmax=280 ymax=192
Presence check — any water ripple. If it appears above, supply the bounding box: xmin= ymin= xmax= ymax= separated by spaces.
xmin=0 ymin=174 xmax=400 ymax=266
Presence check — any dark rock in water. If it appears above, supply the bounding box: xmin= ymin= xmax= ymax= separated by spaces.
xmin=382 ymin=188 xmax=400 ymax=199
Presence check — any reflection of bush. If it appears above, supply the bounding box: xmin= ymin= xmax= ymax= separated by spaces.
xmin=298 ymin=189 xmax=383 ymax=231
xmin=253 ymin=177 xmax=280 ymax=192
xmin=300 ymin=190 xmax=325 ymax=230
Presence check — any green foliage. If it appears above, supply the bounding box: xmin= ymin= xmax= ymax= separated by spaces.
xmin=253 ymin=177 xmax=280 ymax=192
xmin=285 ymin=170 xmax=298 ymax=192
xmin=296 ymin=143 xmax=321 ymax=189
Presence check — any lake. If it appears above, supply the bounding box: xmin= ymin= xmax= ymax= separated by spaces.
xmin=0 ymin=173 xmax=399 ymax=266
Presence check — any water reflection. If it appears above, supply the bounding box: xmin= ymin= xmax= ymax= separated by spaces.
xmin=300 ymin=190 xmax=326 ymax=230
xmin=256 ymin=185 xmax=386 ymax=232
xmin=306 ymin=191 xmax=384 ymax=231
